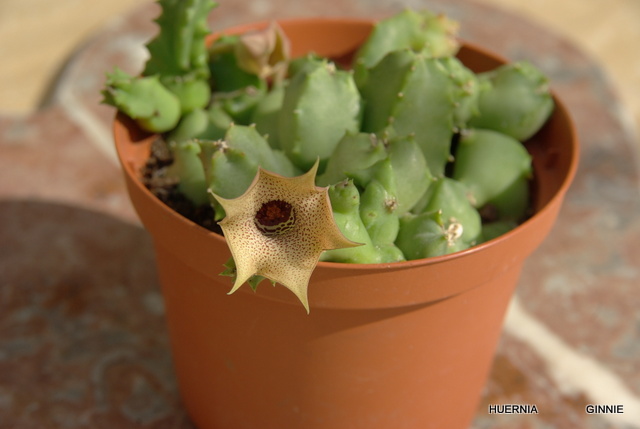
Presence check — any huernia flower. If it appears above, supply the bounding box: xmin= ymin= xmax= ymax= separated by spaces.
xmin=212 ymin=161 xmax=359 ymax=312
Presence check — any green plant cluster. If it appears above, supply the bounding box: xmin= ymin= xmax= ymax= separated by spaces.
xmin=103 ymin=3 xmax=555 ymax=264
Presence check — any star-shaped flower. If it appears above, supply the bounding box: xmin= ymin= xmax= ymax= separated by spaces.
xmin=211 ymin=162 xmax=359 ymax=312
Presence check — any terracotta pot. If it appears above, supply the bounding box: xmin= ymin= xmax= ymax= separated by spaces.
xmin=114 ymin=18 xmax=578 ymax=429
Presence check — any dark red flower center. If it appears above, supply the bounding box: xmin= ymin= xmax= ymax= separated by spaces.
xmin=254 ymin=200 xmax=296 ymax=236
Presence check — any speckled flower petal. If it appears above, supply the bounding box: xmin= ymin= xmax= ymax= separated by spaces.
xmin=212 ymin=161 xmax=359 ymax=312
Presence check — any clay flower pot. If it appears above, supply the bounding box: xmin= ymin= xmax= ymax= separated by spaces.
xmin=114 ymin=18 xmax=578 ymax=429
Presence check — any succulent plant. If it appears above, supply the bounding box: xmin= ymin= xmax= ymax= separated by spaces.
xmin=278 ymin=58 xmax=362 ymax=170
xmin=452 ymin=128 xmax=533 ymax=221
xmin=396 ymin=210 xmax=468 ymax=260
xmin=468 ymin=61 xmax=554 ymax=141
xmin=102 ymin=0 xmax=217 ymax=132
xmin=353 ymin=8 xmax=459 ymax=85
xmin=166 ymin=139 xmax=209 ymax=206
xmin=208 ymin=36 xmax=269 ymax=124
xmin=413 ymin=176 xmax=482 ymax=245
xmin=318 ymin=132 xmax=431 ymax=214
xmin=167 ymin=102 xmax=235 ymax=142
xmin=104 ymin=5 xmax=556 ymax=310
xmin=102 ymin=68 xmax=181 ymax=133
xmin=250 ymin=82 xmax=286 ymax=148
xmin=359 ymin=49 xmax=462 ymax=177
xmin=359 ymin=171 xmax=406 ymax=263
xmin=319 ymin=180 xmax=385 ymax=264
xmin=316 ymin=132 xmax=388 ymax=187
xmin=144 ymin=0 xmax=216 ymax=113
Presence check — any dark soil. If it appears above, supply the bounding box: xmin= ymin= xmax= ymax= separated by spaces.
xmin=140 ymin=137 xmax=222 ymax=234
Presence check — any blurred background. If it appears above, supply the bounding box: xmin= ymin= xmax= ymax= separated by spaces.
xmin=0 ymin=0 xmax=639 ymax=143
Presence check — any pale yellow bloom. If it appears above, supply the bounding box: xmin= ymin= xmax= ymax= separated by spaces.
xmin=212 ymin=162 xmax=358 ymax=312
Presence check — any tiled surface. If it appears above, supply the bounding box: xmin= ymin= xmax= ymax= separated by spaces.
xmin=1 ymin=0 xmax=639 ymax=428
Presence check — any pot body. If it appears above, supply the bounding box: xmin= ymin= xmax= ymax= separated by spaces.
xmin=155 ymin=244 xmax=521 ymax=429
xmin=114 ymin=18 xmax=578 ymax=429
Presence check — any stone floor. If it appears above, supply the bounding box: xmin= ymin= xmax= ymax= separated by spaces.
xmin=1 ymin=0 xmax=639 ymax=428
